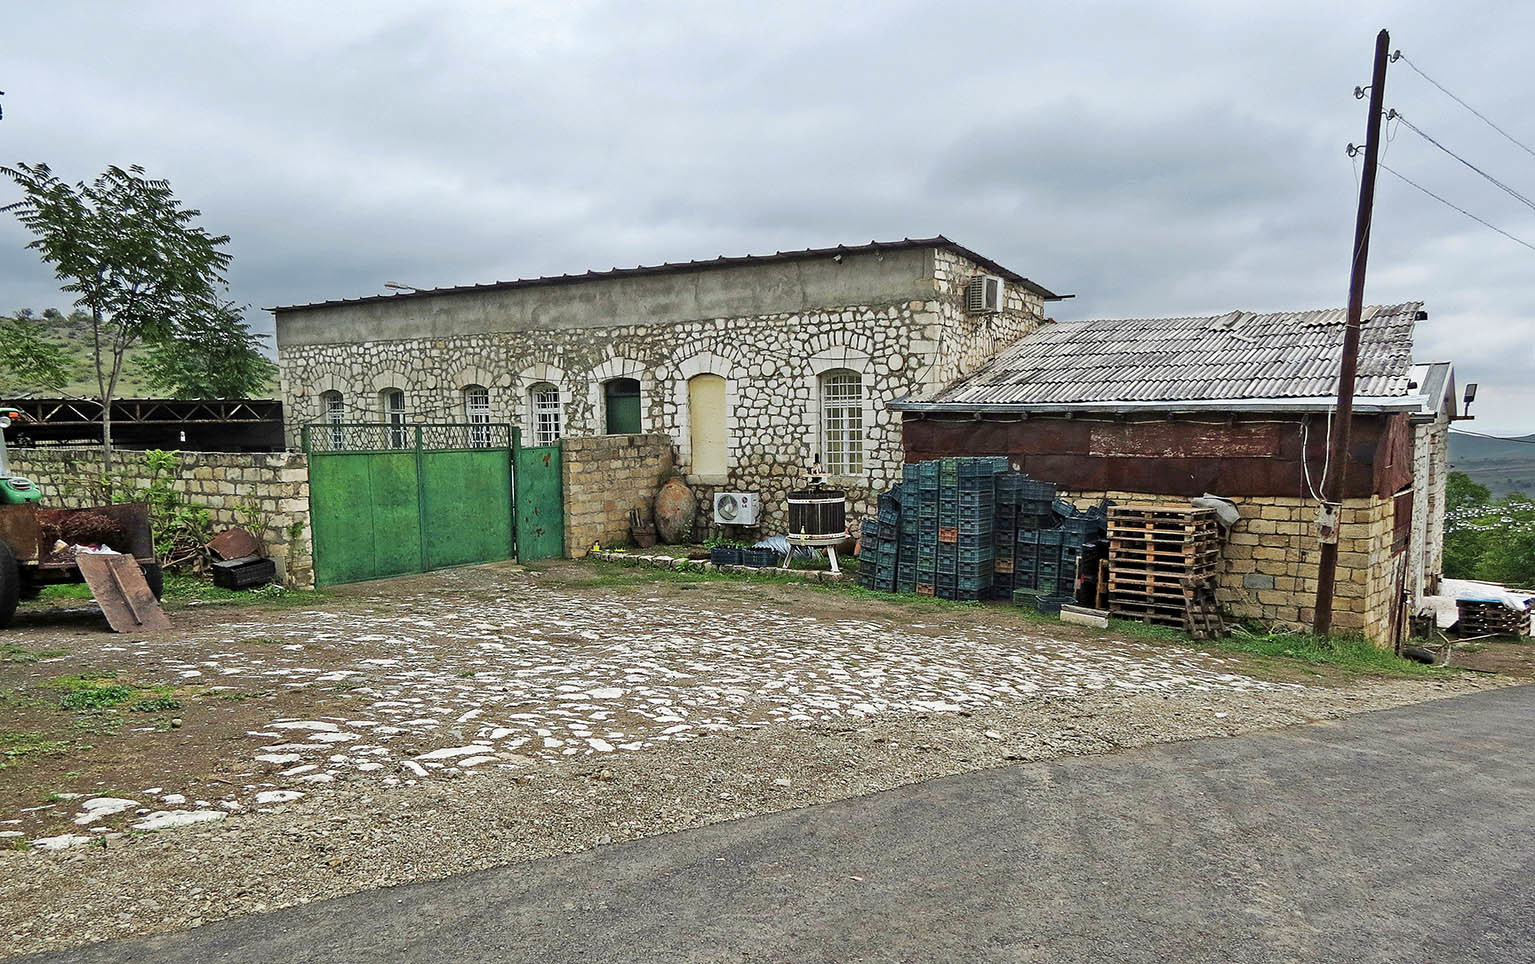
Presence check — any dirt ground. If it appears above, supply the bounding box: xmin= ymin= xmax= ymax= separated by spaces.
xmin=0 ymin=561 xmax=1512 ymax=958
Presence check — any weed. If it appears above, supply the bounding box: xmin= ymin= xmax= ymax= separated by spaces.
xmin=1111 ymin=619 xmax=1448 ymax=679
xmin=242 ymin=636 xmax=284 ymax=646
xmin=72 ymin=710 xmax=123 ymax=735
xmin=1 ymin=644 xmax=66 ymax=663
xmin=130 ymin=695 xmax=182 ymax=713
xmin=0 ymin=731 xmax=72 ymax=770
xmin=45 ymin=674 xmax=137 ymax=711
xmin=38 ymin=583 xmax=94 ymax=601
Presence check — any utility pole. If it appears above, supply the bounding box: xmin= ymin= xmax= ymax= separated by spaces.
xmin=1314 ymin=28 xmax=1390 ymax=636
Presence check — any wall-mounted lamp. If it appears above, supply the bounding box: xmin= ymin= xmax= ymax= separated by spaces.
xmin=1462 ymin=382 xmax=1478 ymax=419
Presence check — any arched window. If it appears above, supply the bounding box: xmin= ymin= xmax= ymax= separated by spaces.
xmin=818 ymin=370 xmax=863 ymax=475
xmin=688 ymin=374 xmax=727 ymax=478
xmin=380 ymin=389 xmax=407 ymax=449
xmin=320 ymin=390 xmax=345 ymax=450
xmin=603 ymin=377 xmax=641 ymax=435
xmin=463 ymin=385 xmax=491 ymax=447
xmin=529 ymin=382 xmax=562 ymax=446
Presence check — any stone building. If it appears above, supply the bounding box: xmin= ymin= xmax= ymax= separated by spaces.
xmin=894 ymin=303 xmax=1459 ymax=646
xmin=272 ymin=238 xmax=1064 ymax=530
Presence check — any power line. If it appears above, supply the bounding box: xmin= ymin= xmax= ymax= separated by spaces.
xmin=1392 ymin=50 xmax=1535 ymax=162
xmin=1378 ymin=161 xmax=1535 ymax=254
xmin=1389 ymin=109 xmax=1535 ymax=213
xmin=1450 ymin=428 xmax=1535 ymax=444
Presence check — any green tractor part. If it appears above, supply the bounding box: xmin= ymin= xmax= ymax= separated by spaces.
xmin=0 ymin=407 xmax=42 ymax=506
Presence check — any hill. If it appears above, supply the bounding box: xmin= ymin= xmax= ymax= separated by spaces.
xmin=1449 ymin=430 xmax=1535 ymax=498
xmin=0 ymin=308 xmax=277 ymax=399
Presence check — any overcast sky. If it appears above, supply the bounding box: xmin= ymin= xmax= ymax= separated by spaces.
xmin=3 ymin=1 xmax=1532 ymax=433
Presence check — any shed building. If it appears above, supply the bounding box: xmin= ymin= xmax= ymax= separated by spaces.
xmin=893 ymin=303 xmax=1455 ymax=645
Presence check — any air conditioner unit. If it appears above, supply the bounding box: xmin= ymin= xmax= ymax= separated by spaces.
xmin=965 ymin=274 xmax=1004 ymax=313
xmin=713 ymin=492 xmax=760 ymax=526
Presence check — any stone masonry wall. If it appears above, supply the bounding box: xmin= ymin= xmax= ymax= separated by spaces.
xmin=277 ymin=248 xmax=1045 ymax=537
xmin=1408 ymin=414 xmax=1449 ymax=601
xmin=9 ymin=447 xmax=314 ymax=588
xmin=1061 ymin=490 xmax=1401 ymax=646
xmin=561 ymin=434 xmax=676 ymax=558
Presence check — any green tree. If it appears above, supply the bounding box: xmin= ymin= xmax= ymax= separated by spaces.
xmin=1446 ymin=471 xmax=1490 ymax=511
xmin=1 ymin=163 xmax=231 ymax=468
xmin=0 ymin=314 xmax=74 ymax=391
xmin=143 ymin=301 xmax=277 ymax=399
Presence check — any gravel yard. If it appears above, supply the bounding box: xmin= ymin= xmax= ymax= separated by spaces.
xmin=0 ymin=561 xmax=1505 ymax=958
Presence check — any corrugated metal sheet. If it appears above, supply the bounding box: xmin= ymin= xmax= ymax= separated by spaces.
xmin=914 ymin=303 xmax=1423 ymax=408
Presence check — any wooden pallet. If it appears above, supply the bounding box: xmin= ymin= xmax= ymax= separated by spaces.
xmin=1106 ymin=504 xmax=1225 ymax=640
xmin=1456 ymin=600 xmax=1531 ymax=637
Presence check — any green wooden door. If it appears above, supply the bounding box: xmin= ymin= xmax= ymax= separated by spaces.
xmin=514 ymin=441 xmax=564 ymax=561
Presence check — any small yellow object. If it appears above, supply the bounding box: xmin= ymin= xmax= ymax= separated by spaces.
xmin=591 ymin=542 xmax=602 ymax=552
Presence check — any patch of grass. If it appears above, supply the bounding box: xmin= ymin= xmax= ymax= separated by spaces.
xmin=241 ymin=636 xmax=285 ymax=646
xmin=1112 ymin=619 xmax=1447 ymax=679
xmin=161 ymin=574 xmax=325 ymax=607
xmin=45 ymin=674 xmax=138 ymax=711
xmin=0 ymin=731 xmax=72 ymax=770
xmin=129 ymin=695 xmax=182 ymax=713
xmin=1 ymin=644 xmax=66 ymax=663
xmin=73 ymin=710 xmax=123 ymax=735
xmin=37 ymin=583 xmax=94 ymax=601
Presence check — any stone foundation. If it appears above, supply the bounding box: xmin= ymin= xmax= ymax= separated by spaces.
xmin=8 ymin=447 xmax=314 ymax=588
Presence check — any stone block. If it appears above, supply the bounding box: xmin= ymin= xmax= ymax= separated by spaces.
xmin=1242 ymin=572 xmax=1275 ymax=590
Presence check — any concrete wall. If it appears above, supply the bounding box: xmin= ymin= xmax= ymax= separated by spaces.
xmin=275 ymin=244 xmax=1046 ymax=533
xmin=561 ymin=434 xmax=675 ymax=557
xmin=276 ymin=247 xmax=940 ymax=346
xmin=8 ymin=447 xmax=314 ymax=588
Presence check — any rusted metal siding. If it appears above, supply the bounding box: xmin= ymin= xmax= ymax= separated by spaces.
xmin=902 ymin=413 xmax=1412 ymax=499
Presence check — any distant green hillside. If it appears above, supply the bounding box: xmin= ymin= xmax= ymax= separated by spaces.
xmin=1449 ymin=430 xmax=1535 ymax=498
xmin=0 ymin=308 xmax=277 ymax=399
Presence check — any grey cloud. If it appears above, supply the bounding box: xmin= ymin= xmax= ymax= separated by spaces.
xmin=2 ymin=0 xmax=1532 ymax=432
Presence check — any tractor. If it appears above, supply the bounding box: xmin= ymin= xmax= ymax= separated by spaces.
xmin=0 ymin=406 xmax=162 ymax=629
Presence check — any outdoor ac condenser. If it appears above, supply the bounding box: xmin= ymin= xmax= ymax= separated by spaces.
xmin=713 ymin=492 xmax=760 ymax=526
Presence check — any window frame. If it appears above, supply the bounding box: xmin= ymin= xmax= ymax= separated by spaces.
xmin=463 ymin=385 xmax=491 ymax=448
xmin=321 ymin=390 xmax=345 ymax=450
xmin=602 ymin=376 xmax=643 ymax=435
xmin=381 ymin=389 xmax=408 ymax=449
xmin=529 ymin=382 xmax=562 ymax=447
xmin=818 ymin=369 xmax=865 ymax=476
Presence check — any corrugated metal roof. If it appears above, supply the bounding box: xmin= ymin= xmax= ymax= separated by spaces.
xmin=268 ymin=236 xmax=1066 ymax=313
xmin=900 ymin=303 xmax=1425 ymax=410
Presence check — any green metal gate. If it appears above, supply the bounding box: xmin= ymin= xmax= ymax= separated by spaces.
xmin=304 ymin=422 xmax=563 ymax=587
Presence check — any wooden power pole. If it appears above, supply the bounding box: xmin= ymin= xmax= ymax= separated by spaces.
xmin=1314 ymin=28 xmax=1391 ymax=636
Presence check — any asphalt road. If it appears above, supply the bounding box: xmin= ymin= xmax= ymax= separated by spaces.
xmin=24 ymin=685 xmax=1534 ymax=964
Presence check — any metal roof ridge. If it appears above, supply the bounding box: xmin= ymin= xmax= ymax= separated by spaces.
xmin=268 ymin=236 xmax=1067 ymax=313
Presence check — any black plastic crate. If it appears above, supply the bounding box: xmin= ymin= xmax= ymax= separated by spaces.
xmin=211 ymin=556 xmax=276 ymax=590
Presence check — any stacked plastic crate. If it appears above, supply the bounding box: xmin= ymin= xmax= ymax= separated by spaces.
xmin=858 ymin=458 xmax=1103 ymax=606
xmin=914 ymin=462 xmax=940 ymax=595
